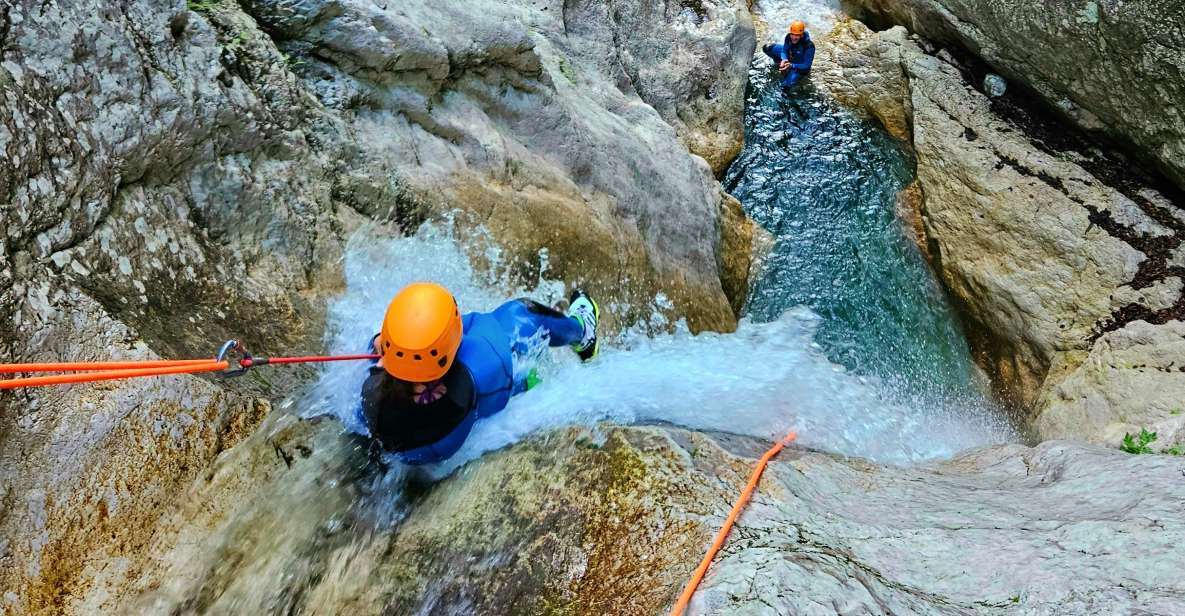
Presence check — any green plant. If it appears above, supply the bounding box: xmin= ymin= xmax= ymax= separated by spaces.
xmin=187 ymin=0 xmax=221 ymax=13
xmin=223 ymin=29 xmax=250 ymax=54
xmin=283 ymin=52 xmax=306 ymax=68
xmin=1120 ymin=428 xmax=1157 ymax=454
xmin=557 ymin=57 xmax=577 ymax=84
xmin=1166 ymin=445 xmax=1185 ymax=456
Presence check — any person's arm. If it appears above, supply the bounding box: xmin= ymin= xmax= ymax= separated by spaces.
xmin=360 ymin=367 xmax=393 ymax=449
xmin=780 ymin=34 xmax=790 ymax=61
xmin=792 ymin=44 xmax=815 ymax=71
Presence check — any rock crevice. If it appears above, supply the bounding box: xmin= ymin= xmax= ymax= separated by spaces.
xmin=849 ymin=0 xmax=1185 ymax=193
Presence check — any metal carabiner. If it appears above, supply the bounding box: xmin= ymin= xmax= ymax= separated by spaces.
xmin=215 ymin=339 xmax=254 ymax=378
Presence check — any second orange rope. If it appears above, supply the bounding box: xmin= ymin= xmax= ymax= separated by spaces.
xmin=669 ymin=430 xmax=798 ymax=616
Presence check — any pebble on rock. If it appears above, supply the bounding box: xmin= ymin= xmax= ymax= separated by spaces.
xmin=983 ymin=73 xmax=1007 ymax=97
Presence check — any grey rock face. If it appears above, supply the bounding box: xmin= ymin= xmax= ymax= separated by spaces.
xmin=555 ymin=0 xmax=756 ymax=176
xmin=816 ymin=21 xmax=1185 ymax=442
xmin=1 ymin=3 xmax=337 ymax=611
xmin=695 ymin=435 xmax=1185 ymax=615
xmin=849 ymin=0 xmax=1185 ymax=192
xmin=241 ymin=0 xmax=760 ymax=330
xmin=101 ymin=423 xmax=1185 ymax=615
xmin=0 ymin=0 xmax=758 ymax=612
xmin=1036 ymin=319 xmax=1185 ymax=450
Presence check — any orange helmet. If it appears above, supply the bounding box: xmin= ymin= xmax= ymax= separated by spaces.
xmin=378 ymin=283 xmax=463 ymax=382
xmin=789 ymin=20 xmax=806 ymax=35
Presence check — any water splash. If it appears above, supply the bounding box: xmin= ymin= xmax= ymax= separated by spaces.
xmin=292 ymin=0 xmax=1017 ymax=471
xmin=756 ymin=0 xmax=845 ymax=38
xmin=298 ymin=219 xmax=1012 ymax=477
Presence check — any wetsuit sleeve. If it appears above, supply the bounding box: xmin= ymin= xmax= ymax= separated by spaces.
xmin=360 ymin=366 xmax=392 ymax=448
xmin=781 ymin=34 xmax=791 ymax=61
xmin=792 ymin=43 xmax=815 ymax=71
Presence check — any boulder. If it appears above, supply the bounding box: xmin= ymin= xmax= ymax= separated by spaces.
xmin=1036 ymin=319 xmax=1185 ymax=449
xmin=242 ymin=0 xmax=759 ymax=330
xmin=818 ymin=20 xmax=915 ymax=143
xmin=558 ymin=0 xmax=756 ymax=176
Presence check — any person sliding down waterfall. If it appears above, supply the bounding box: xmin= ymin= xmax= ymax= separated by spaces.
xmin=762 ymin=20 xmax=814 ymax=88
xmin=360 ymin=282 xmax=599 ymax=465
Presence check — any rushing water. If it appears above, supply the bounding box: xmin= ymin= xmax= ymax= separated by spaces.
xmin=140 ymin=5 xmax=1018 ymax=609
xmin=301 ymin=214 xmax=1011 ymax=475
xmin=726 ymin=45 xmax=991 ymax=413
xmin=294 ymin=2 xmax=1015 ymax=470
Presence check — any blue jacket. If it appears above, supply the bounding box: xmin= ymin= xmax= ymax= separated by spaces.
xmin=359 ymin=309 xmax=518 ymax=463
xmin=455 ymin=310 xmax=515 ymax=418
xmin=781 ymin=31 xmax=815 ymax=72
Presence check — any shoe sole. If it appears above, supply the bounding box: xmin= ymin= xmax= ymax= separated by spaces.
xmin=587 ymin=297 xmax=600 ymax=359
xmin=572 ymin=294 xmax=600 ymax=361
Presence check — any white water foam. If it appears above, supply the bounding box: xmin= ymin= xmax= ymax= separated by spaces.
xmin=295 ymin=222 xmax=1014 ymax=477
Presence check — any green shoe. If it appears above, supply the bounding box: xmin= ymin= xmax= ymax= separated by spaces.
xmin=525 ymin=367 xmax=542 ymax=390
xmin=567 ymin=290 xmax=599 ymax=361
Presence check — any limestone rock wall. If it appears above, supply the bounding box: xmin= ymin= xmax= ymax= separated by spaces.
xmin=242 ymin=0 xmax=760 ymax=330
xmin=849 ymin=0 xmax=1185 ymax=193
xmin=816 ymin=20 xmax=1185 ymax=446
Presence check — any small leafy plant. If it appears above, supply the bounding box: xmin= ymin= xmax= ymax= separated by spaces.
xmin=1120 ymin=429 xmax=1157 ymax=454
xmin=1119 ymin=428 xmax=1185 ymax=456
xmin=187 ymin=0 xmax=221 ymax=13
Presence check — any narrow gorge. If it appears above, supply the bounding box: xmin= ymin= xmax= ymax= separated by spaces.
xmin=2 ymin=0 xmax=1183 ymax=614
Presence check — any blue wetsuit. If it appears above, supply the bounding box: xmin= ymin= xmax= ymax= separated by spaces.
xmin=763 ymin=31 xmax=815 ymax=87
xmin=361 ymin=299 xmax=583 ymax=464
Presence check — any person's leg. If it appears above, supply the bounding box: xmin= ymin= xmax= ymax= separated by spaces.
xmin=494 ymin=299 xmax=584 ymax=347
xmin=762 ymin=43 xmax=784 ymax=63
xmin=782 ymin=69 xmax=802 ymax=87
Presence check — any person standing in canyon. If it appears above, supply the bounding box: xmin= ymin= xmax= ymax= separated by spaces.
xmin=359 ymin=282 xmax=599 ymax=465
xmin=763 ymin=20 xmax=815 ymax=88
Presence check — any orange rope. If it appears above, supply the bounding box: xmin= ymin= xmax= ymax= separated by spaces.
xmin=0 ymin=359 xmax=219 ymax=373
xmin=0 ymin=361 xmax=229 ymax=390
xmin=0 ymin=348 xmax=381 ymax=390
xmin=669 ymin=430 xmax=798 ymax=616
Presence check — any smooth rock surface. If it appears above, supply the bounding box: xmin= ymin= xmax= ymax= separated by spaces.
xmin=1037 ymin=319 xmax=1185 ymax=449
xmin=848 ymin=0 xmax=1185 ymax=193
xmin=818 ymin=20 xmax=914 ymax=143
xmin=244 ymin=0 xmax=760 ymax=330
xmin=106 ymin=423 xmax=1185 ymax=615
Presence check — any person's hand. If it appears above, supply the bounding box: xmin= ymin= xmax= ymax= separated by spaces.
xmin=779 ymin=60 xmax=790 ymax=71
